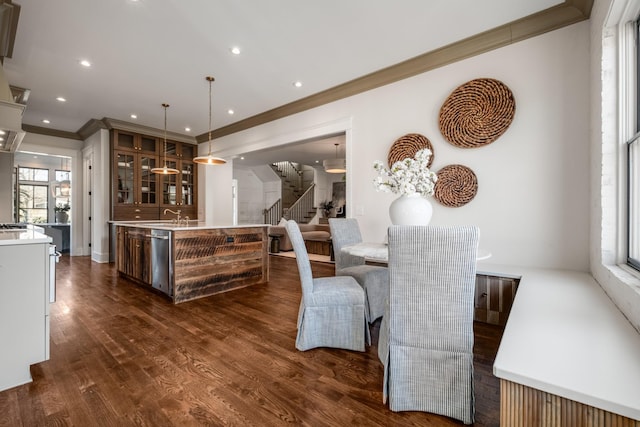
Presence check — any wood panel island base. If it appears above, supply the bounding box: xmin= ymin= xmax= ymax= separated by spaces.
xmin=115 ymin=222 xmax=269 ymax=303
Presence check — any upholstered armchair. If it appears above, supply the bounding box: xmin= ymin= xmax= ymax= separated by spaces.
xmin=285 ymin=220 xmax=370 ymax=351
xmin=378 ymin=225 xmax=479 ymax=425
xmin=329 ymin=218 xmax=389 ymax=323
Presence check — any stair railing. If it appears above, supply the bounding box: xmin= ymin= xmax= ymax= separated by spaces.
xmin=271 ymin=161 xmax=302 ymax=189
xmin=263 ymin=199 xmax=283 ymax=225
xmin=286 ymin=183 xmax=316 ymax=224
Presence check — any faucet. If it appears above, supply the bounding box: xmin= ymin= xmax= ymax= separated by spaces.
xmin=163 ymin=208 xmax=181 ymax=223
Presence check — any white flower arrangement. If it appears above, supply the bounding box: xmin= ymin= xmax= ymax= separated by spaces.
xmin=373 ymin=148 xmax=438 ymax=197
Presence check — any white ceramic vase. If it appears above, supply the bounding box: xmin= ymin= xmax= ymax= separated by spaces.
xmin=389 ymin=193 xmax=432 ymax=225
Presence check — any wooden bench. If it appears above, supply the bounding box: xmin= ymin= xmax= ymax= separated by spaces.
xmin=482 ymin=263 xmax=640 ymax=425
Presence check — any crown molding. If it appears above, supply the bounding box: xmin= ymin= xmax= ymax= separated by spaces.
xmin=77 ymin=118 xmax=108 ymax=139
xmin=102 ymin=117 xmax=197 ymax=145
xmin=23 ymin=124 xmax=82 ymax=140
xmin=0 ymin=0 xmax=20 ymax=61
xmin=200 ymin=0 xmax=593 ymax=142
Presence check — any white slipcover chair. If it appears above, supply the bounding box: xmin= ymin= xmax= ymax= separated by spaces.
xmin=378 ymin=225 xmax=479 ymax=425
xmin=329 ymin=218 xmax=389 ymax=323
xmin=285 ymin=220 xmax=370 ymax=351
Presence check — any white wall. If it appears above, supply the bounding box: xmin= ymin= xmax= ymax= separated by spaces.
xmin=233 ymin=166 xmax=266 ymax=224
xmin=198 ymin=160 xmax=234 ymax=224
xmin=210 ymin=22 xmax=591 ymax=271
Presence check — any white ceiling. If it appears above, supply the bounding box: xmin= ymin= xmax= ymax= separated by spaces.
xmin=4 ymin=0 xmax=561 ymax=165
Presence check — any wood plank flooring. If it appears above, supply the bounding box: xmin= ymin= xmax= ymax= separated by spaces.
xmin=0 ymin=255 xmax=503 ymax=426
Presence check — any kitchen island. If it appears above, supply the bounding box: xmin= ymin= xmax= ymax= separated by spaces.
xmin=114 ymin=221 xmax=269 ymax=303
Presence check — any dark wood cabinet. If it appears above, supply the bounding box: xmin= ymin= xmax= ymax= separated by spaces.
xmin=113 ymin=130 xmax=158 ymax=154
xmin=159 ymin=159 xmax=197 ymax=219
xmin=164 ymin=140 xmax=196 ymax=160
xmin=474 ymin=274 xmax=519 ymax=326
xmin=116 ymin=226 xmax=152 ymax=285
xmin=111 ymin=130 xmax=198 ymax=221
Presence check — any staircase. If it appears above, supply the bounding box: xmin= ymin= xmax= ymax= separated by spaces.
xmin=271 ymin=161 xmax=305 ymax=207
xmin=263 ymin=161 xmax=317 ymax=225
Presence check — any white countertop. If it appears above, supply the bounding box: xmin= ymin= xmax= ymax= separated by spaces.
xmin=341 ymin=242 xmax=492 ymax=262
xmin=0 ymin=229 xmax=52 ymax=246
xmin=111 ymin=220 xmax=269 ymax=231
xmin=481 ymin=262 xmax=640 ymax=421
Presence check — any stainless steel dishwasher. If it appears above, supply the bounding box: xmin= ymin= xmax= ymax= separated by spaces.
xmin=151 ymin=229 xmax=173 ymax=297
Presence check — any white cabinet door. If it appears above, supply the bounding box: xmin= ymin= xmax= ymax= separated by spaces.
xmin=0 ymin=242 xmax=48 ymax=391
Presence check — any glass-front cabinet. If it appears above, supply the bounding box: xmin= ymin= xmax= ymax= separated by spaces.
xmin=160 ymin=157 xmax=197 ymax=219
xmin=165 ymin=141 xmax=196 ymax=160
xmin=111 ymin=130 xmax=197 ymax=221
xmin=113 ymin=130 xmax=157 ymax=154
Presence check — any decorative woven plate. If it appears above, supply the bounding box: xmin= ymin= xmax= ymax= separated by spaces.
xmin=439 ymin=78 xmax=515 ymax=148
xmin=433 ymin=164 xmax=478 ymax=207
xmin=387 ymin=133 xmax=434 ymax=168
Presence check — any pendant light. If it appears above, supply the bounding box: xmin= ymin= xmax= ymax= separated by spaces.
xmin=50 ymin=157 xmax=71 ymax=197
xmin=193 ymin=76 xmax=226 ymax=165
xmin=323 ymin=143 xmax=346 ymax=173
xmin=151 ymin=103 xmax=179 ymax=175
xmin=59 ymin=157 xmax=71 ymax=196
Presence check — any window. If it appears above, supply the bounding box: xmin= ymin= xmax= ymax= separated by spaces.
xmin=18 ymin=167 xmax=48 ymax=182
xmin=17 ymin=167 xmax=49 ymax=223
xmin=630 ymin=134 xmax=639 ymax=269
xmin=629 ymin=21 xmax=640 ymax=271
xmin=18 ymin=184 xmax=48 ymax=223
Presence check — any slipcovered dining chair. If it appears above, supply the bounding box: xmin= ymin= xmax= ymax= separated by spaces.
xmin=329 ymin=218 xmax=389 ymax=322
xmin=378 ymin=225 xmax=479 ymax=425
xmin=285 ymin=220 xmax=370 ymax=351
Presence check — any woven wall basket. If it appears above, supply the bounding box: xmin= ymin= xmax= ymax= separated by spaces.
xmin=438 ymin=78 xmax=515 ymax=148
xmin=387 ymin=133 xmax=434 ymax=167
xmin=434 ymin=164 xmax=478 ymax=207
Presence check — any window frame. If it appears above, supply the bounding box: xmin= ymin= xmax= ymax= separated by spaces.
xmin=628 ymin=133 xmax=640 ymax=270
xmin=627 ymin=20 xmax=640 ymax=272
xmin=18 ymin=183 xmax=49 ymax=223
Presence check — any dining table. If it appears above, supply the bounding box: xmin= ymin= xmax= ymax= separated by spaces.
xmin=341 ymin=242 xmax=492 ymax=263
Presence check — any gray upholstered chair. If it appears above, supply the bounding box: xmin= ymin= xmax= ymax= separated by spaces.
xmin=378 ymin=225 xmax=479 ymax=425
xmin=285 ymin=220 xmax=370 ymax=351
xmin=329 ymin=218 xmax=389 ymax=322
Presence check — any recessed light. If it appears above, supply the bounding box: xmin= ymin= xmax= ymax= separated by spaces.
xmin=0 ymin=130 xmax=5 ymax=135
xmin=0 ymin=137 xmax=4 ymax=142
xmin=79 ymin=59 xmax=91 ymax=67
xmin=56 ymin=96 xmax=66 ymax=102
xmin=315 ymin=160 xmax=319 ymax=163
xmin=42 ymin=119 xmax=51 ymax=124
xmin=230 ymin=46 xmax=241 ymax=55
xmin=293 ymin=81 xmax=302 ymax=88
xmin=240 ymin=156 xmax=245 ymax=160
xmin=130 ymin=114 xmax=137 ymax=119
xmin=227 ymin=109 xmax=234 ymax=115
xmin=185 ymin=127 xmax=191 ymax=132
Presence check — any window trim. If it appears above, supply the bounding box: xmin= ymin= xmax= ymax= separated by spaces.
xmin=628 ymin=131 xmax=640 ymax=270
xmin=626 ymin=19 xmax=640 ymax=271
xmin=617 ymin=15 xmax=640 ymax=273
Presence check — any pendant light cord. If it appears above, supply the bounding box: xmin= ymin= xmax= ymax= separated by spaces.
xmin=162 ymin=103 xmax=169 ymax=167
xmin=207 ymin=76 xmax=214 ymax=155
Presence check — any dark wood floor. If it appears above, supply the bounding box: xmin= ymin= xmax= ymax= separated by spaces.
xmin=0 ymin=255 xmax=503 ymax=426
